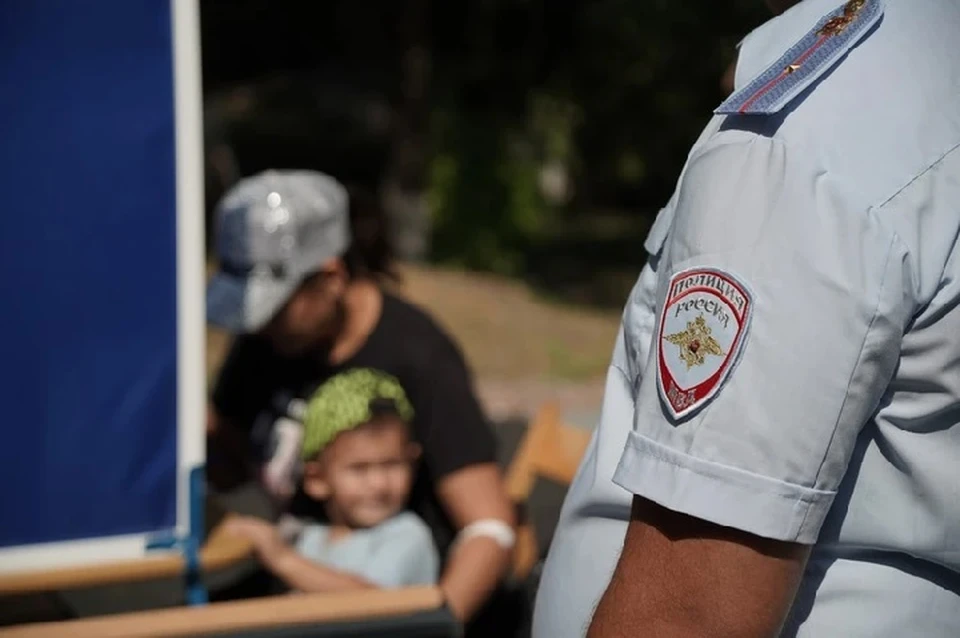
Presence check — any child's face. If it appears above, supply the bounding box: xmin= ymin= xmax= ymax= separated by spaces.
xmin=303 ymin=416 xmax=419 ymax=529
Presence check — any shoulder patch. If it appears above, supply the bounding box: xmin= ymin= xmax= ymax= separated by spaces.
xmin=716 ymin=0 xmax=884 ymax=116
xmin=657 ymin=268 xmax=752 ymax=420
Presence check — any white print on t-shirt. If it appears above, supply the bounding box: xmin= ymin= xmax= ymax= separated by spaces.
xmin=262 ymin=397 xmax=306 ymax=500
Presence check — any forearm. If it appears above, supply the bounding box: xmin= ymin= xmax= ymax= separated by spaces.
xmin=435 ymin=463 xmax=516 ymax=622
xmin=264 ymin=547 xmax=375 ymax=593
xmin=589 ymin=576 xmax=726 ymax=638
xmin=588 ymin=497 xmax=808 ymax=638
xmin=590 ymin=587 xmax=794 ymax=638
xmin=440 ymin=536 xmax=511 ymax=622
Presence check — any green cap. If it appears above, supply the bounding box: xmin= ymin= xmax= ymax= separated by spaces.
xmin=301 ymin=368 xmax=414 ymax=460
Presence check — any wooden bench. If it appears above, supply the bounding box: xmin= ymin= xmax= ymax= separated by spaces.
xmin=504 ymin=402 xmax=593 ymax=581
xmin=0 ymin=586 xmax=453 ymax=638
xmin=0 ymin=404 xmax=592 ymax=634
xmin=0 ymin=515 xmax=253 ymax=596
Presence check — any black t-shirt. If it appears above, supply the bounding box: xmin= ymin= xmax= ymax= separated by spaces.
xmin=211 ymin=291 xmax=497 ymax=556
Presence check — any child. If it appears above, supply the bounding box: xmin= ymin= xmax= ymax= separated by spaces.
xmin=226 ymin=368 xmax=439 ymax=591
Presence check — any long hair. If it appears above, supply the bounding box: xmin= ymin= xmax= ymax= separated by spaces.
xmin=342 ymin=186 xmax=401 ymax=284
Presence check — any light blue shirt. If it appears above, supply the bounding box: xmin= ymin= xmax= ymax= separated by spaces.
xmin=294 ymin=511 xmax=439 ymax=588
xmin=533 ymin=1 xmax=960 ymax=636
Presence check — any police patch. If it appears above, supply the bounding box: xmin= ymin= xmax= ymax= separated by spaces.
xmin=657 ymin=268 xmax=752 ymax=420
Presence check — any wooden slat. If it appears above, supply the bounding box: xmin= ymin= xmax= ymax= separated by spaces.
xmin=0 ymin=586 xmax=446 ymax=638
xmin=512 ymin=523 xmax=539 ymax=583
xmin=0 ymin=516 xmax=254 ymax=595
xmin=534 ymin=424 xmax=591 ymax=486
xmin=504 ymin=402 xmax=592 ymax=581
xmin=505 ymin=403 xmax=561 ymax=502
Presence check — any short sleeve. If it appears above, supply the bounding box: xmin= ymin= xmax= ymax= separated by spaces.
xmin=211 ymin=335 xmax=279 ymax=431
xmin=613 ymin=131 xmax=916 ymax=544
xmin=409 ymin=339 xmax=497 ymax=480
xmin=360 ymin=514 xmax=440 ymax=587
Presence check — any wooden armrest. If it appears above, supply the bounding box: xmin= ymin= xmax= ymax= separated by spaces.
xmin=0 ymin=586 xmax=446 ymax=638
xmin=505 ymin=403 xmax=561 ymax=502
xmin=0 ymin=515 xmax=254 ymax=596
xmin=505 ymin=402 xmax=593 ymax=581
xmin=512 ymin=522 xmax=539 ymax=581
xmin=536 ymin=424 xmax=591 ymax=486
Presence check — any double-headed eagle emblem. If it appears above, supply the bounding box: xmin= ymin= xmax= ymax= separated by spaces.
xmin=664 ymin=314 xmax=725 ymax=369
xmin=818 ymin=0 xmax=866 ymax=36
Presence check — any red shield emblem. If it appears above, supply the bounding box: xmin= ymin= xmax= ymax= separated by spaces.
xmin=657 ymin=268 xmax=752 ymax=419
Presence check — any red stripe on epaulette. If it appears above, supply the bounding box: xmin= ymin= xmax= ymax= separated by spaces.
xmin=737 ymin=34 xmax=830 ymax=114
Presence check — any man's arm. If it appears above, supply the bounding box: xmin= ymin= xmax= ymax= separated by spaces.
xmin=407 ymin=333 xmax=516 ymax=622
xmin=589 ymin=496 xmax=809 ymax=638
xmin=436 ymin=463 xmax=516 ymax=622
xmin=584 ymin=126 xmax=911 ymax=637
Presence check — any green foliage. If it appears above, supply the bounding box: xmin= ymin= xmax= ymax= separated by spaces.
xmin=426 ymin=0 xmax=767 ymax=274
xmin=428 ymin=108 xmax=554 ymax=275
xmin=202 ymin=0 xmax=770 ymax=279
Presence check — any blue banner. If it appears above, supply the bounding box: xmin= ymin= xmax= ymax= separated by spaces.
xmin=0 ymin=0 xmax=179 ymax=547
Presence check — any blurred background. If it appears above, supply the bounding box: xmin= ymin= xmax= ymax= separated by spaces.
xmin=1 ymin=0 xmax=776 ymax=629
xmin=203 ymin=0 xmax=768 ymax=425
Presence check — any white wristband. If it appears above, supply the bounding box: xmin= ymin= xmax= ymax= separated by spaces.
xmin=452 ymin=518 xmax=516 ymax=552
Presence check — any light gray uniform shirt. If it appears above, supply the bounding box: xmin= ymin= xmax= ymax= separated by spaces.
xmin=533 ymin=0 xmax=960 ymax=635
xmin=294 ymin=511 xmax=439 ymax=588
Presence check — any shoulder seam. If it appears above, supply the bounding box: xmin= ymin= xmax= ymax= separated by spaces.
xmin=875 ymin=141 xmax=960 ymax=211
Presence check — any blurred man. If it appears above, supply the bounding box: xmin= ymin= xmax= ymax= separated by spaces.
xmin=533 ymin=0 xmax=960 ymax=636
xmin=206 ymin=171 xmax=515 ymax=632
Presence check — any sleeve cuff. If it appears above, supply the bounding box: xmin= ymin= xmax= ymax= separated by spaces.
xmin=613 ymin=430 xmax=835 ymax=544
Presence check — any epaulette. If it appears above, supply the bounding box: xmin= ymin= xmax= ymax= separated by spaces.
xmin=716 ymin=0 xmax=885 ymax=115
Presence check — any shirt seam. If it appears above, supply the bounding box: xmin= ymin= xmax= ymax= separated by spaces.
xmin=875 ymin=141 xmax=960 ymax=212
xmin=800 ymin=230 xmax=896 ymax=536
xmin=611 ymin=360 xmax=630 ymax=383
xmin=875 ymin=144 xmax=960 ymax=308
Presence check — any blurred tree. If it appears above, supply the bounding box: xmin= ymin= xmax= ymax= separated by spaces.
xmin=381 ymin=0 xmax=432 ymax=261
xmin=200 ymin=0 xmax=768 ymax=272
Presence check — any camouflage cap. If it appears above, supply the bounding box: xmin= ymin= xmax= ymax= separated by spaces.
xmin=301 ymin=368 xmax=414 ymax=460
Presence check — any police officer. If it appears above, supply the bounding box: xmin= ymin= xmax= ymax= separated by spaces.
xmin=532 ymin=0 xmax=960 ymax=636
